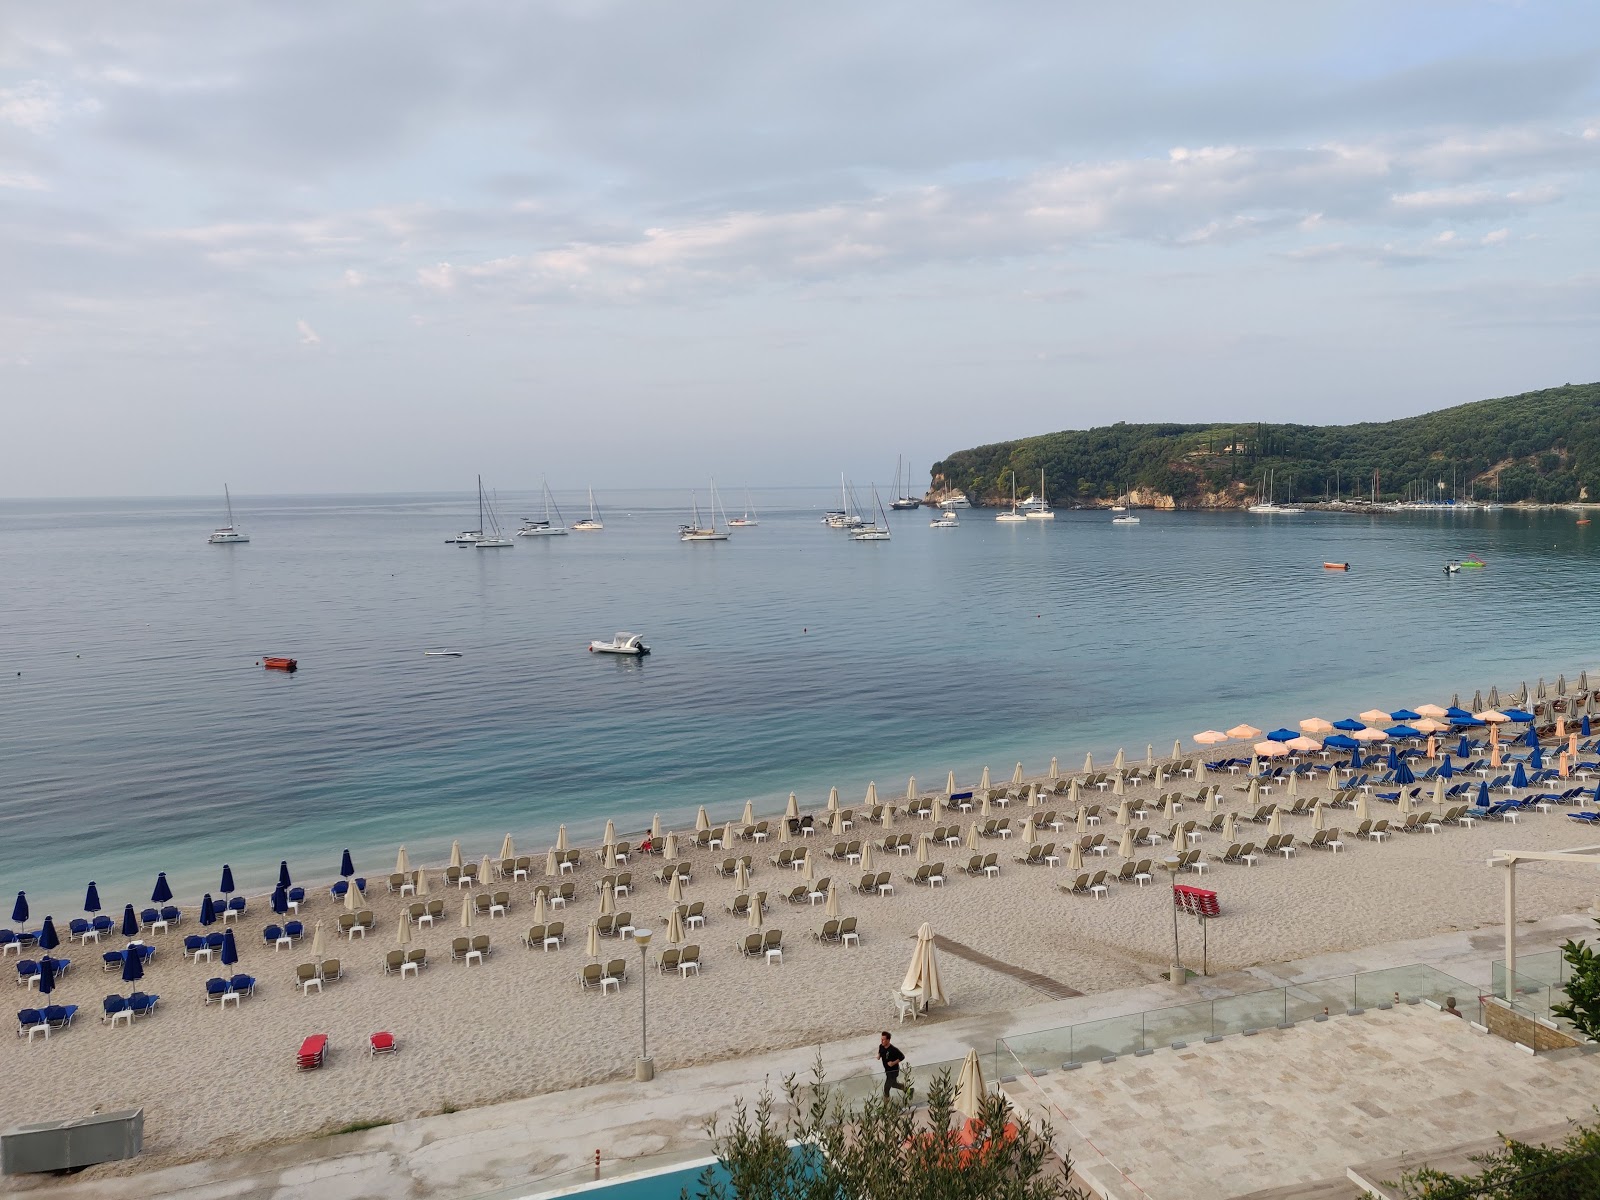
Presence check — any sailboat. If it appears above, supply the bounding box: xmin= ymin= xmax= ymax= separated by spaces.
xmin=1111 ymin=482 xmax=1140 ymax=524
xmin=890 ymin=456 xmax=921 ymax=509
xmin=475 ymin=476 xmax=514 ymax=548
xmin=823 ymin=473 xmax=864 ymax=528
xmin=207 ymin=485 xmax=249 ymax=544
xmin=1247 ymin=469 xmax=1304 ymax=515
xmin=995 ymin=471 xmax=1026 ymax=522
xmin=851 ymin=485 xmax=892 ymax=540
xmin=727 ymin=490 xmax=759 ymax=528
xmin=518 ymin=480 xmax=569 ymax=536
xmin=571 ymin=488 xmax=604 ymax=532
xmin=680 ymin=480 xmax=731 ymax=541
xmin=1025 ymin=468 xmax=1055 ymax=520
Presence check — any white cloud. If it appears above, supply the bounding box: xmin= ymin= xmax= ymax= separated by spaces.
xmin=295 ymin=319 xmax=320 ymax=346
xmin=0 ymin=170 xmax=46 ymax=191
xmin=0 ymin=81 xmax=61 ymax=133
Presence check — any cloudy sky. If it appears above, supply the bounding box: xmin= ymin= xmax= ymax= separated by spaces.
xmin=2 ymin=2 xmax=1597 ymax=497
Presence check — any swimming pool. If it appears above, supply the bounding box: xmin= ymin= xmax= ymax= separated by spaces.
xmin=534 ymin=1155 xmax=726 ymax=1199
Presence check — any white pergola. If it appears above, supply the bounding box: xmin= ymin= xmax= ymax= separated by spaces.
xmin=1488 ymin=844 xmax=1600 ymax=998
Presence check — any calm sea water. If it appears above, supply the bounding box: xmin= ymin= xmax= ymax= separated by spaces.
xmin=2 ymin=489 xmax=1595 ymax=916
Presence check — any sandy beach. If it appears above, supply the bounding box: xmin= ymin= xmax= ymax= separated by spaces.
xmin=6 ymin=735 xmax=1599 ymax=1176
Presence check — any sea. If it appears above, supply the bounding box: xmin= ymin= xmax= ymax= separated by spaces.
xmin=2 ymin=489 xmax=1595 ymax=918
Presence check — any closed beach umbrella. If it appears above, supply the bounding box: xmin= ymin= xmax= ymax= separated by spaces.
xmin=416 ymin=867 xmax=430 ymax=897
xmin=740 ymin=800 xmax=755 ymax=827
xmin=1118 ymin=828 xmax=1134 ymax=859
xmin=1399 ymin=792 xmax=1412 ymax=815
xmin=882 ymin=806 xmax=895 ymax=831
xmin=461 ymin=895 xmax=476 ymax=928
xmin=120 ymin=904 xmax=138 ymax=938
xmin=84 ymin=881 xmax=102 ymax=914
xmin=865 ymin=782 xmax=878 ymax=808
xmin=668 ymin=872 xmax=684 ymax=904
xmin=722 ymin=821 xmax=737 ymax=848
xmin=1439 ymin=757 xmax=1455 ymax=780
xmin=1559 ymin=674 xmax=1568 ymax=696
xmin=199 ymin=894 xmax=216 ymax=926
xmin=917 ymin=833 xmax=931 ymax=863
xmin=1049 ymin=757 xmax=1059 ymax=780
xmin=1082 ymin=753 xmax=1093 ymax=773
xmin=786 ymin=793 xmax=800 ymax=820
xmin=1068 ymin=779 xmax=1081 ymax=807
xmin=603 ymin=819 xmax=617 ymax=848
xmin=1171 ymin=825 xmax=1187 ymax=852
xmin=449 ymin=840 xmax=463 ymax=870
xmin=1075 ymin=807 xmax=1087 ymax=834
xmin=802 ymin=850 xmax=816 ymax=885
xmin=862 ymin=843 xmax=876 ymax=871
xmin=736 ymin=860 xmax=750 ymax=890
xmin=1173 ymin=739 xmax=1183 ymax=760
xmin=1195 ymin=760 xmax=1207 ymax=782
xmin=906 ymin=778 xmax=917 ymax=802
xmin=932 ymin=796 xmax=944 ymax=822
xmin=1145 ymin=745 xmax=1154 ymax=769
xmin=340 ymin=849 xmax=355 ymax=878
xmin=1204 ymin=788 xmax=1218 ymax=814
xmin=603 ymin=842 xmax=618 ymax=871
xmin=831 ymin=810 xmax=844 ymax=836
xmin=828 ymin=787 xmax=840 ymax=813
xmin=219 ymin=865 xmax=235 ymax=896
xmin=1248 ymin=755 xmax=1261 ymax=775
xmin=532 ymin=891 xmax=549 ymax=925
xmin=1222 ymin=812 xmax=1236 ymax=843
xmin=479 ymin=854 xmax=495 ymax=884
xmin=121 ymin=945 xmax=144 ymax=983
xmin=1112 ymin=750 xmax=1124 ymax=771
xmin=545 ymin=849 xmax=559 ymax=877
xmin=1426 ymin=736 xmax=1438 ymax=760
xmin=825 ymin=882 xmax=840 ymax=918
xmin=747 ymin=895 xmax=764 ymax=929
xmin=1356 ymin=794 xmax=1370 ymax=823
xmin=1268 ymin=809 xmax=1282 ymax=835
xmin=1312 ymin=802 xmax=1325 ymax=831
xmin=964 ymin=822 xmax=980 ymax=851
xmin=980 ymin=793 xmax=991 ymax=818
xmin=1490 ymin=739 xmax=1502 ymax=768
xmin=599 ymin=887 xmax=614 ymax=917
xmin=153 ymin=873 xmax=174 ymax=904
xmin=1286 ymin=773 xmax=1299 ymax=798
xmin=651 ymin=813 xmax=662 ymax=840
xmin=36 ymin=957 xmax=55 ymax=997
xmin=664 ymin=833 xmax=679 ymax=861
xmin=1019 ymin=817 xmax=1036 ymax=848
xmin=498 ymin=834 xmax=513 ymax=862
xmin=396 ymin=912 xmax=412 ymax=947
xmin=1012 ymin=763 xmax=1024 ymax=786
xmin=1512 ymin=762 xmax=1528 ymax=789
xmin=902 ymin=922 xmax=947 ymax=1007
xmin=586 ymin=922 xmax=599 ymax=959
xmin=1067 ymin=840 xmax=1083 ymax=870
xmin=1433 ymin=778 xmax=1446 ymax=807
xmin=954 ymin=1048 xmax=987 ymax=1120
xmin=1488 ymin=686 xmax=1501 ymax=707
xmin=1394 ymin=759 xmax=1415 ymax=786
xmin=665 ymin=908 xmax=684 ymax=946
xmin=345 ymin=879 xmax=363 ymax=912
xmin=1163 ymin=795 xmax=1177 ymax=820
xmin=396 ymin=846 xmax=411 ymax=876
xmin=1246 ymin=778 xmax=1260 ymax=804
xmin=556 ymin=825 xmax=569 ymax=851
xmin=1115 ymin=799 xmax=1130 ymax=826
xmin=979 ymin=766 xmax=991 ymax=791
xmin=11 ymin=892 xmax=27 ymax=925
xmin=221 ymin=929 xmax=238 ymax=966
xmin=310 ymin=920 xmax=326 ymax=959
xmin=1112 ymin=773 xmax=1125 ymax=796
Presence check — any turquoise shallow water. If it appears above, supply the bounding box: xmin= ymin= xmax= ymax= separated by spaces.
xmin=2 ymin=490 xmax=1595 ymax=917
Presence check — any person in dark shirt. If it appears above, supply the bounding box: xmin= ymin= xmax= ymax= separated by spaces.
xmin=877 ymin=1031 xmax=909 ymax=1099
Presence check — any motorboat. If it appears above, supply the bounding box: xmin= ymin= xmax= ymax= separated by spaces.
xmin=589 ymin=632 xmax=650 ymax=656
xmin=995 ymin=471 xmax=1026 ymax=522
xmin=446 ymin=530 xmax=482 ymax=546
xmin=939 ymin=491 xmax=971 ymax=509
xmin=423 ymin=649 xmax=464 ymax=657
xmin=261 ymin=656 xmax=298 ymax=672
xmin=517 ymin=481 xmax=568 ymax=536
xmin=208 ymin=485 xmax=249 ymax=544
xmin=1025 ymin=469 xmax=1054 ymax=520
xmin=1444 ymin=562 xmax=1461 ymax=574
xmin=571 ymin=487 xmax=604 ymax=532
xmin=930 ymin=510 xmax=959 ymax=528
xmin=1111 ymin=514 xmax=1140 ymax=525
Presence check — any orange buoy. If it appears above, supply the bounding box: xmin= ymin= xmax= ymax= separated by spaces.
xmin=1322 ymin=562 xmax=1350 ymax=571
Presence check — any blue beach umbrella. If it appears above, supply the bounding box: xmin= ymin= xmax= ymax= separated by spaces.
xmin=1511 ymin=762 xmax=1528 ymax=789
xmin=1592 ymin=782 xmax=1600 ymax=805
xmin=1349 ymin=747 xmax=1364 ymax=770
xmin=1476 ymin=781 xmax=1490 ymax=807
xmin=1439 ymin=757 xmax=1455 ymax=780
xmin=1386 ymin=725 xmax=1421 ymax=740
xmin=121 ymin=946 xmax=144 ymax=984
xmin=1584 ymin=715 xmax=1593 ymax=737
xmin=1446 ymin=706 xmax=1474 ymax=722
xmin=1323 ymin=734 xmax=1357 ymax=750
xmin=151 ymin=873 xmax=173 ymax=904
xmin=1333 ymin=718 xmax=1365 ymax=732
xmin=277 ymin=861 xmax=292 ymax=890
xmin=84 ymin=882 xmax=101 ymax=914
xmin=38 ymin=916 xmax=59 ymax=951
xmin=199 ymin=894 xmax=216 ymax=927
xmin=1503 ymin=708 xmax=1534 ymax=723
xmin=220 ymin=929 xmax=239 ymax=967
xmin=1390 ymin=709 xmax=1422 ymax=722
xmin=339 ymin=849 xmax=355 ymax=878
xmin=1394 ymin=759 xmax=1415 ymax=785
xmin=220 ymin=865 xmax=235 ymax=896
xmin=1265 ymin=728 xmax=1297 ymax=742
xmin=11 ymin=892 xmax=27 ymax=924
xmin=1456 ymin=736 xmax=1471 ymax=759
xmin=1531 ymin=747 xmax=1544 ymax=770
xmin=1523 ymin=729 xmax=1540 ymax=749
xmin=270 ymin=885 xmax=289 ymax=916
xmin=1387 ymin=746 xmax=1400 ymax=771
xmin=37 ymin=957 xmax=55 ymax=997
xmin=120 ymin=904 xmax=138 ymax=938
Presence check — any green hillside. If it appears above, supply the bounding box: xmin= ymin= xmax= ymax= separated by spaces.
xmin=929 ymin=382 xmax=1600 ymax=508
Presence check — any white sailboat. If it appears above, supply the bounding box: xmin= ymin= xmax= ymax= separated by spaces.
xmin=572 ymin=487 xmax=604 ymax=532
xmin=851 ymin=485 xmax=892 ymax=540
xmin=929 ymin=509 xmax=959 ymax=527
xmin=728 ymin=490 xmax=759 ymax=527
xmin=475 ymin=476 xmax=514 ymax=548
xmin=1247 ymin=469 xmax=1304 ymax=514
xmin=1025 ymin=468 xmax=1055 ymax=520
xmin=823 ymin=473 xmax=864 ymax=528
xmin=518 ymin=480 xmax=569 ymax=536
xmin=680 ymin=480 xmax=731 ymax=541
xmin=995 ymin=471 xmax=1026 ymax=522
xmin=207 ymin=485 xmax=249 ymax=544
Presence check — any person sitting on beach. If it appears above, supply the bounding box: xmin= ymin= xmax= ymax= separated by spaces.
xmin=639 ymin=836 xmax=653 ymax=854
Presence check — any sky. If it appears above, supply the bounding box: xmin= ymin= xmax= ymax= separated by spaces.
xmin=1 ymin=1 xmax=1598 ymax=497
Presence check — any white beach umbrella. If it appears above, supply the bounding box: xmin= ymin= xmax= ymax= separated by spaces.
xmin=1311 ymin=802 xmax=1325 ymax=832
xmin=603 ymin=820 xmax=617 ymax=848
xmin=862 ymin=843 xmax=876 ymax=871
xmin=449 ymin=840 xmax=464 ymax=870
xmin=1356 ymin=793 xmax=1370 ymax=823
xmin=695 ymin=807 xmax=710 ymax=833
xmin=917 ymin=833 xmax=931 ymax=863
xmin=1268 ymin=809 xmax=1283 ymax=835
xmin=1248 ymin=754 xmax=1260 ymax=775
xmin=954 ymin=1049 xmax=987 ymax=1120
xmin=532 ymin=891 xmax=549 ymax=925
xmin=741 ymin=800 xmax=755 ymax=826
xmin=1011 ymin=762 xmax=1024 ymax=786
xmin=1146 ymin=745 xmax=1154 ymax=769
xmin=901 ymin=922 xmax=947 ymax=1006
xmin=1049 ymin=757 xmax=1059 ymax=780
xmin=786 ymin=793 xmax=800 ymax=820
xmin=395 ymin=845 xmax=411 ymax=875
xmin=1222 ymin=812 xmax=1237 ymax=843
xmin=825 ymin=882 xmax=840 ymax=919
xmin=460 ymin=896 xmax=475 ymax=929
xmin=1434 ymin=777 xmax=1446 ymax=806
xmin=979 ymin=766 xmax=991 ymax=792
xmin=1118 ymin=828 xmax=1134 ymax=859
xmin=664 ymin=832 xmax=679 ymax=861
xmin=310 ymin=920 xmax=327 ymax=960
xmin=556 ymin=826 xmax=569 ymax=852
xmin=748 ymin=895 xmax=764 ymax=930
xmin=586 ymin=922 xmax=599 ymax=959
xmin=1399 ymin=791 xmax=1412 ymax=815
xmin=1067 ymin=839 xmax=1084 ymax=870
xmin=1173 ymin=740 xmax=1182 ymax=761
xmin=499 ymin=834 xmax=515 ymax=862
xmin=1287 ymin=774 xmax=1299 ymax=798
xmin=396 ymin=912 xmax=412 ymax=946
xmin=667 ymin=873 xmax=684 ymax=904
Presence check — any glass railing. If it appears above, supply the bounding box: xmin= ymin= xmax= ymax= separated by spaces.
xmin=997 ymin=963 xmax=1474 ymax=1073
xmin=1490 ymin=951 xmax=1575 ymax=1025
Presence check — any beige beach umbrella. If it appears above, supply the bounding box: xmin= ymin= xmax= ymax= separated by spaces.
xmin=965 ymin=823 xmax=980 ymax=851
xmin=1146 ymin=744 xmax=1154 ymax=769
xmin=1287 ymin=773 xmax=1299 ymax=799
xmin=862 ymin=843 xmax=876 ymax=871
xmin=735 ymin=860 xmax=750 ymax=890
xmin=778 ymin=819 xmax=791 ymax=843
xmin=1227 ymin=724 xmax=1262 ymax=741
xmin=827 ymin=786 xmax=840 ymax=813
xmin=1195 ymin=760 xmax=1207 ymax=782
xmin=979 ymin=766 xmax=991 ymax=792
xmin=946 ymin=770 xmax=958 ymax=795
xmin=882 ymin=806 xmax=895 ymax=831
xmin=1399 ymin=791 xmax=1412 ymax=815
xmin=1246 ymin=778 xmax=1260 ymax=804
xmin=1112 ymin=773 xmax=1125 ymax=797
xmin=1067 ymin=839 xmax=1084 ymax=870
xmin=980 ymin=793 xmax=992 ymax=818
xmin=1114 ymin=748 xmax=1125 ymax=770
xmin=1118 ymin=827 xmax=1134 ymax=859
xmin=665 ymin=907 xmax=685 ymax=946
xmin=825 ymin=882 xmax=840 ymax=919
xmin=1075 ymin=807 xmax=1087 ymax=835
xmin=1171 ymin=825 xmax=1188 ymax=852
xmin=1222 ymin=812 xmax=1237 ymax=843
xmin=1248 ymin=754 xmax=1260 ymax=775
xmin=741 ymin=800 xmax=755 ymax=826
xmin=396 ymin=912 xmax=412 ymax=947
xmin=917 ymin=833 xmax=931 ymax=863
xmin=556 ymin=825 xmax=568 ymax=852
xmin=395 ymin=845 xmax=411 ymax=875
xmin=748 ymin=895 xmax=764 ymax=930
xmin=416 ymin=867 xmax=431 ymax=896
xmin=831 ymin=810 xmax=845 ymax=836
xmin=1267 ymin=808 xmax=1283 ymax=835
xmin=603 ymin=842 xmax=619 ymax=871
xmin=1083 ymin=753 xmax=1093 ymax=773
xmin=901 ymin=922 xmax=947 ymax=1006
xmin=586 ymin=922 xmax=600 ymax=959
xmin=667 ymin=873 xmax=684 ymax=904
xmin=1026 ymin=783 xmax=1039 ymax=809
xmin=801 ymin=850 xmax=816 ymax=885
xmin=906 ymin=777 xmax=918 ymax=802
xmin=1204 ymin=787 xmax=1218 ymax=814
xmin=650 ymin=813 xmax=662 ymax=840
xmin=1155 ymin=768 xmax=1166 ymax=788
xmin=1433 ymin=777 xmax=1446 ymax=807
xmin=1163 ymin=795 xmax=1177 ymax=821
xmin=532 ymin=891 xmax=549 ymax=925
xmin=449 ymin=839 xmax=464 ymax=870
xmin=1011 ymin=762 xmax=1024 ymax=787
xmin=932 ymin=796 xmax=944 ymax=823
xmin=479 ymin=854 xmax=495 ymax=885
xmin=1311 ymin=802 xmax=1325 ymax=832
xmin=1172 ymin=739 xmax=1183 ymax=760
xmin=865 ymin=782 xmax=879 ymax=808
xmin=310 ymin=920 xmax=327 ymax=960
xmin=345 ymin=879 xmax=363 ymax=912
xmin=1068 ymin=779 xmax=1081 ymax=807
xmin=602 ymin=819 xmax=617 ymax=848
xmin=695 ymin=807 xmax=710 ymax=833
xmin=1416 ymin=703 xmax=1448 ymax=719
xmin=1356 ymin=793 xmax=1370 ymax=823
xmin=599 ymin=887 xmax=615 ymax=917
xmin=954 ymin=1048 xmax=987 ymax=1120
xmin=786 ymin=793 xmax=800 ymax=820
xmin=1115 ymin=798 xmax=1131 ymax=826
xmin=499 ymin=834 xmax=515 ymax=862
xmin=1020 ymin=816 xmax=1036 ymax=847
xmin=545 ymin=849 xmax=559 ymax=878
xmin=460 ymin=895 xmax=475 ymax=929
xmin=1049 ymin=757 xmax=1059 ymax=780
xmin=664 ymin=832 xmax=679 ymax=861
xmin=722 ymin=821 xmax=736 ymax=848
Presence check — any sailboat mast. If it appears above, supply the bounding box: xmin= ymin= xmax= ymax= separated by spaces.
xmin=224 ymin=484 xmax=235 ymax=527
xmin=477 ymin=474 xmax=485 ymax=532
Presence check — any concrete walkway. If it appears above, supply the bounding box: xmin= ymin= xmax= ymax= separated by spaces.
xmin=8 ymin=910 xmax=1593 ymax=1200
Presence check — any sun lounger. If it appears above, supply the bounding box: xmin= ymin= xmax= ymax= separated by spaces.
xmin=297 ymin=1033 xmax=328 ymax=1069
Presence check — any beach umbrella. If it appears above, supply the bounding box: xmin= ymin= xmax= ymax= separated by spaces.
xmin=1019 ymin=818 xmax=1036 ymax=848
xmin=1399 ymin=792 xmax=1412 ymax=815
xmin=1222 ymin=812 xmax=1236 ymax=843
xmin=1333 ymin=718 xmax=1365 ymax=732
xmin=1067 ymin=840 xmax=1083 ymax=870
xmin=747 ymin=895 xmax=764 ymax=930
xmin=1163 ymin=795 xmax=1178 ymax=820
xmin=1049 ymin=757 xmax=1059 ymax=780
xmin=1581 ymin=671 xmax=1590 ymax=694
xmin=980 ymin=766 xmax=992 ymax=791
xmin=1111 ymin=750 xmax=1123 ymax=771
xmin=828 ymin=787 xmax=841 ymax=813
xmin=84 ymin=881 xmax=102 ymax=914
xmin=1353 ymin=728 xmax=1388 ymax=743
xmin=1532 ymin=747 xmax=1545 ymax=770
xmin=901 ymin=922 xmax=947 ymax=1006
xmin=1433 ymin=778 xmax=1446 ymax=807
xmin=649 ymin=814 xmax=662 ymax=842
xmin=556 ymin=825 xmax=569 ymax=851
xmin=1490 ymin=739 xmax=1503 ymax=768
xmin=734 ymin=860 xmax=750 ymax=891
xmin=933 ymin=796 xmax=945 ymax=822
xmin=882 ymin=806 xmax=895 ymax=831
xmin=1488 ymin=687 xmax=1501 ymax=708
xmin=1245 ymin=778 xmax=1260 ymax=804
xmin=478 ymin=853 xmax=495 ymax=885
xmin=1248 ymin=754 xmax=1261 ymax=774
xmin=1349 ymin=746 xmax=1364 ymax=769
xmin=1476 ymin=781 xmax=1491 ymax=808
xmin=831 ymin=810 xmax=844 ymax=836
xmin=1524 ymin=728 xmax=1542 ymax=750
xmin=1115 ymin=799 xmax=1130 ymax=826
xmin=1194 ymin=730 xmax=1228 ymax=745
xmin=120 ymin=904 xmax=138 ymax=938
xmin=1557 ymin=717 xmax=1568 ymax=738
xmin=36 ymin=957 xmax=55 ymax=997
xmin=1439 ymin=757 xmax=1455 ymax=780
xmin=121 ymin=945 xmax=144 ymax=983
xmin=1286 ymin=773 xmax=1299 ymax=799
xmin=1512 ymin=762 xmax=1528 ymax=790
xmin=340 ymin=849 xmax=355 ymax=878
xmin=1075 ymin=807 xmax=1087 ymax=834
xmin=603 ymin=819 xmax=617 ymax=848
xmin=1012 ymin=762 xmax=1024 ymax=786
xmin=980 ymin=793 xmax=992 ymax=817
xmin=1170 ymin=824 xmax=1187 ymax=852
xmin=1082 ymin=754 xmax=1092 ymax=773
xmin=1355 ymin=794 xmax=1370 ymax=823
xmin=1287 ymin=736 xmax=1321 ymax=754
xmin=1386 ymin=746 xmax=1399 ymax=771
xmin=345 ymin=879 xmax=362 ymax=912
xmin=698 ymin=804 xmax=715 ymax=831
xmin=603 ymin=843 xmax=618 ymax=871
xmin=778 ymin=819 xmax=791 ymax=844
xmin=865 ymin=782 xmax=879 ymax=809
xmin=1416 ymin=704 xmax=1448 ymax=719
xmin=1026 ymin=784 xmax=1039 ymax=809
xmin=1394 ymin=759 xmax=1415 ymax=786
xmin=1559 ymin=674 xmax=1568 ymax=696
xmin=1477 ymin=688 xmax=1490 ymax=709
xmin=498 ymin=834 xmax=514 ymax=862
xmin=1387 ymin=725 xmax=1422 ymax=740
xmin=1390 ymin=709 xmax=1422 ymax=722
xmin=461 ymin=895 xmax=476 ymax=928
xmin=965 ymin=824 xmax=980 ymax=851
xmin=1265 ymin=728 xmax=1297 ymax=742
xmin=825 ymin=882 xmax=840 ymax=919
xmin=599 ymin=886 xmax=614 ymax=917
xmin=11 ymin=892 xmax=26 ymax=924
xmin=1195 ymin=760 xmax=1208 ymax=782
xmin=801 ymin=850 xmax=816 ymax=885
xmin=1112 ymin=773 xmax=1125 ymax=796
xmin=531 ymin=890 xmax=550 ymax=926
xmin=199 ymin=894 xmax=216 ymax=926
xmin=1068 ymin=779 xmax=1081 ymax=807
xmin=1417 ymin=717 xmax=1448 ymax=734
xmin=153 ymin=873 xmax=174 ymax=904
xmin=1300 ymin=718 xmax=1333 ymax=733
xmin=545 ymin=849 xmax=559 ymax=877
xmin=740 ymin=800 xmax=754 ymax=827
xmin=586 ymin=922 xmax=599 ymax=959
xmin=1227 ymin=725 xmax=1261 ymax=740
xmin=1145 ymin=745 xmax=1154 ymax=769
xmin=862 ymin=843 xmax=877 ymax=871
xmin=722 ymin=821 xmax=736 ymax=849
xmin=667 ymin=873 xmax=684 ymax=904
xmin=1311 ymin=802 xmax=1325 ymax=832
xmin=947 ymin=770 xmax=959 ymax=795
xmin=395 ymin=846 xmax=412 ymax=876
xmin=917 ymin=833 xmax=931 ymax=863
xmin=396 ymin=912 xmax=412 ymax=947
xmin=220 ymin=929 xmax=238 ymax=966
xmin=1268 ymin=809 xmax=1283 ymax=835
xmin=1204 ymin=788 xmax=1218 ymax=814
xmin=664 ymin=833 xmax=679 ymax=861
xmin=665 ymin=908 xmax=684 ymax=946
xmin=1117 ymin=828 xmax=1134 ymax=858
xmin=310 ymin=920 xmax=326 ymax=959
xmin=449 ymin=840 xmax=463 ymax=869
xmin=1173 ymin=739 xmax=1182 ymax=760
xmin=905 ymin=778 xmax=918 ymax=804
xmin=786 ymin=793 xmax=800 ymax=820
xmin=219 ymin=865 xmax=235 ymax=896
xmin=1455 ymin=734 xmax=1471 ymax=757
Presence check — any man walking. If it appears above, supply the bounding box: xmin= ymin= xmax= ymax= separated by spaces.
xmin=878 ymin=1030 xmax=910 ymax=1099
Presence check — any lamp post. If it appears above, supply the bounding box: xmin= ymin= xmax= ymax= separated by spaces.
xmin=634 ymin=928 xmax=654 ymax=1082
xmin=1160 ymin=857 xmax=1185 ymax=986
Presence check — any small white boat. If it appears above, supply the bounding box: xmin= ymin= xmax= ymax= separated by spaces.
xmin=1110 ymin=504 xmax=1127 ymax=514
xmin=1111 ymin=514 xmax=1141 ymax=525
xmin=208 ymin=485 xmax=249 ymax=544
xmin=446 ymin=531 xmax=482 ymax=546
xmin=571 ymin=487 xmax=604 ymax=532
xmin=930 ymin=510 xmax=959 ymax=528
xmin=727 ymin=489 xmax=759 ymax=527
xmin=589 ymin=632 xmax=650 ymax=656
xmin=423 ymin=649 xmax=464 ymax=657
